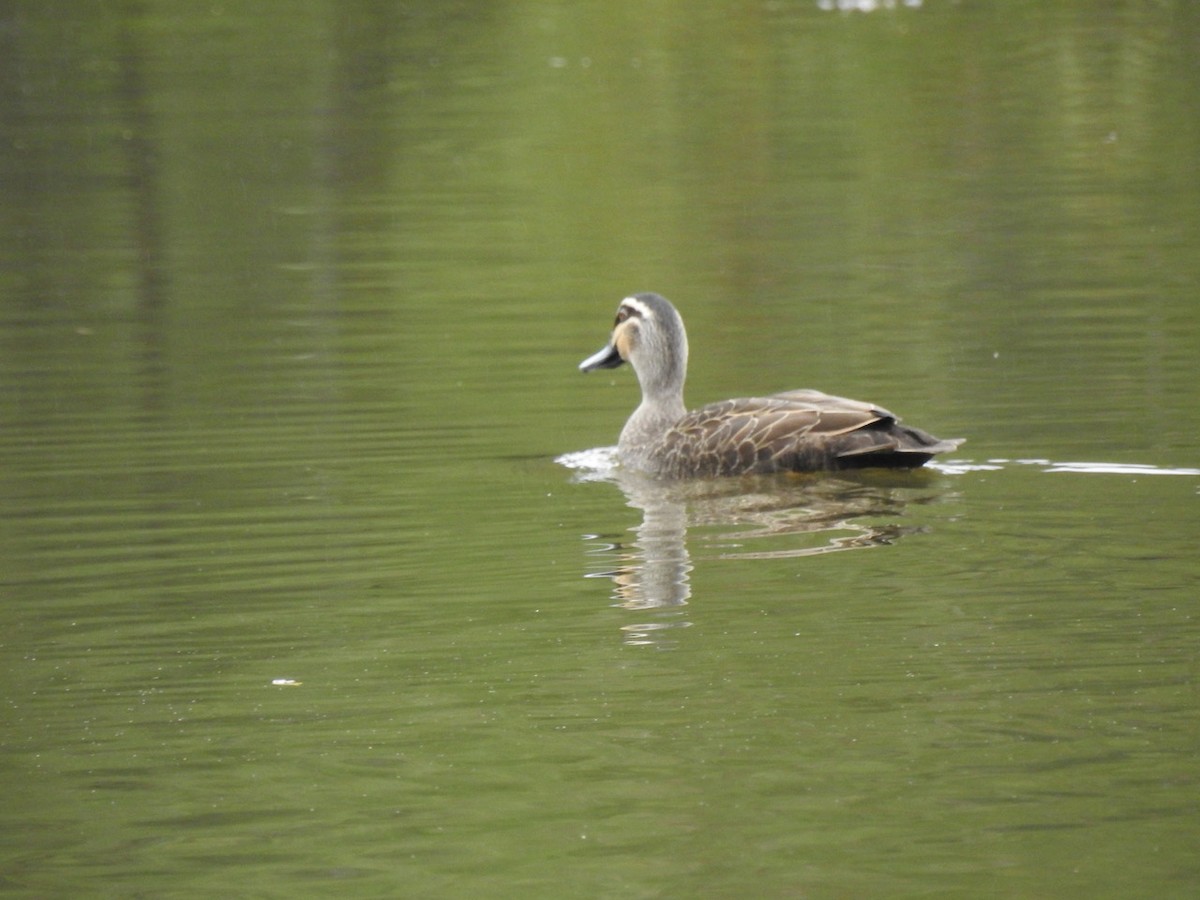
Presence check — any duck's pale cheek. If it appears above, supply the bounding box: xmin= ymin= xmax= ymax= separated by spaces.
xmin=615 ymin=327 xmax=634 ymax=360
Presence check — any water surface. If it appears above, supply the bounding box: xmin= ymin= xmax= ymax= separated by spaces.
xmin=2 ymin=2 xmax=1198 ymax=897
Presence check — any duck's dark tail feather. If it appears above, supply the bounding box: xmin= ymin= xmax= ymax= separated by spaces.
xmin=834 ymin=425 xmax=964 ymax=470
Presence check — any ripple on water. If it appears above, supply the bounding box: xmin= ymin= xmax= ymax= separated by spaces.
xmin=937 ymin=458 xmax=1200 ymax=476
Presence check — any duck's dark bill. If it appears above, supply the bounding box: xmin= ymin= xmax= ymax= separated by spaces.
xmin=579 ymin=343 xmax=624 ymax=372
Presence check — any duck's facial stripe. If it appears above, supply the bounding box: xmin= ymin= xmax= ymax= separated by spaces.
xmin=616 ymin=296 xmax=653 ymax=325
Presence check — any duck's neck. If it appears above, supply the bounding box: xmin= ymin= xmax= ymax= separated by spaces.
xmin=619 ymin=392 xmax=687 ymax=454
xmin=619 ymin=331 xmax=688 ymax=463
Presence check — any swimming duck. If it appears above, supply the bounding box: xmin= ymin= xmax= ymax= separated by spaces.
xmin=580 ymin=292 xmax=962 ymax=478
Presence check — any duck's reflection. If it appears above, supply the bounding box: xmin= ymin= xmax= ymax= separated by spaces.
xmin=581 ymin=465 xmax=952 ymax=646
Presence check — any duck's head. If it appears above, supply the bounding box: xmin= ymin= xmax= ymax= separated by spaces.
xmin=579 ymin=293 xmax=689 ymax=398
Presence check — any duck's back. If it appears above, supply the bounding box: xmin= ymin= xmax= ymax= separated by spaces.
xmin=641 ymin=390 xmax=961 ymax=478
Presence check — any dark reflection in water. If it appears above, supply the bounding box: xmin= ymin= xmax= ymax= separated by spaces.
xmin=568 ymin=450 xmax=954 ymax=646
xmin=570 ymin=452 xmax=1200 ymax=647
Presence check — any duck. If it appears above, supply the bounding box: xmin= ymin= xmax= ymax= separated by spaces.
xmin=579 ymin=292 xmax=963 ymax=478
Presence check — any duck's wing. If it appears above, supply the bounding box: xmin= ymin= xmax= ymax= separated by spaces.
xmin=769 ymin=388 xmax=898 ymax=420
xmin=766 ymin=390 xmax=962 ymax=462
xmin=658 ymin=395 xmax=961 ymax=476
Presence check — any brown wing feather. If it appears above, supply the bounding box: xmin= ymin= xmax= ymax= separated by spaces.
xmin=654 ymin=394 xmax=960 ymax=477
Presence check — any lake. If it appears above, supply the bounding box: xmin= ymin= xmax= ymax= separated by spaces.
xmin=1 ymin=2 xmax=1198 ymax=897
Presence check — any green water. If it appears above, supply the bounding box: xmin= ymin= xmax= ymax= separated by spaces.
xmin=2 ymin=2 xmax=1198 ymax=897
